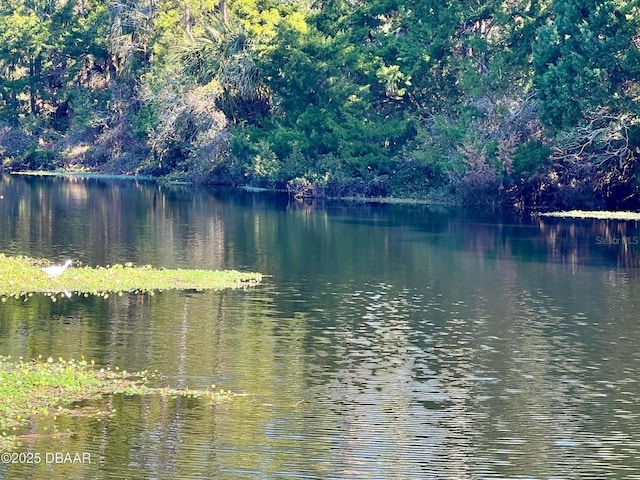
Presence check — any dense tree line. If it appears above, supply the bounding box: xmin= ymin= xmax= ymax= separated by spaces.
xmin=1 ymin=0 xmax=639 ymax=209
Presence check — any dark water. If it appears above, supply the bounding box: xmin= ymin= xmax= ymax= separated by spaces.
xmin=1 ymin=174 xmax=640 ymax=479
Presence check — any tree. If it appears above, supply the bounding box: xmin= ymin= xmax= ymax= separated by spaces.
xmin=533 ymin=0 xmax=639 ymax=129
xmin=0 ymin=0 xmax=109 ymax=130
xmin=177 ymin=16 xmax=267 ymax=123
xmin=245 ymin=8 xmax=417 ymax=185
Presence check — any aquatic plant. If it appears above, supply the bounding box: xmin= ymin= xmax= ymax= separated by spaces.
xmin=0 ymin=356 xmax=143 ymax=450
xmin=0 ymin=355 xmax=236 ymax=451
xmin=536 ymin=210 xmax=640 ymax=220
xmin=0 ymin=253 xmax=262 ymax=300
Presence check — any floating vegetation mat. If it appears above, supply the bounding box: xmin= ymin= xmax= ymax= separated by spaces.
xmin=0 ymin=356 xmax=237 ymax=450
xmin=0 ymin=253 xmax=262 ymax=300
xmin=536 ymin=210 xmax=640 ymax=220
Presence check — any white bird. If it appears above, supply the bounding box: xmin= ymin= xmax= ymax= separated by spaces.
xmin=42 ymin=259 xmax=74 ymax=278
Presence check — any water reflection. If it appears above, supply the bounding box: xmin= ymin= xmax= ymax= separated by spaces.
xmin=1 ymin=174 xmax=640 ymax=479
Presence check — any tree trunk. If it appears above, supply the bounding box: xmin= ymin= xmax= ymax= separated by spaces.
xmin=220 ymin=0 xmax=228 ymax=23
xmin=185 ymin=3 xmax=192 ymax=33
xmin=29 ymin=57 xmax=38 ymax=115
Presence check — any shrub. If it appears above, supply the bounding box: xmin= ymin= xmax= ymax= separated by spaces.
xmin=287 ymin=177 xmax=317 ymax=199
xmin=455 ymin=142 xmax=501 ymax=206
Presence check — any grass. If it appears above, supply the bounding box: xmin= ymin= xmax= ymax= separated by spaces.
xmin=536 ymin=210 xmax=640 ymax=220
xmin=0 ymin=356 xmax=237 ymax=450
xmin=0 ymin=253 xmax=262 ymax=300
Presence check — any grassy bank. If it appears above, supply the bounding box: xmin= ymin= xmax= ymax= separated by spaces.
xmin=0 ymin=253 xmax=262 ymax=300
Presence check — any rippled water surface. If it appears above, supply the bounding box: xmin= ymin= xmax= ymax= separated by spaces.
xmin=1 ymin=175 xmax=640 ymax=479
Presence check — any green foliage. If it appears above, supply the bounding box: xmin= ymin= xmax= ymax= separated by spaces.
xmin=533 ymin=0 xmax=639 ymax=129
xmin=513 ymin=139 xmax=552 ymax=178
xmin=0 ymin=0 xmax=110 ymax=128
xmin=1 ymin=0 xmax=639 ymax=208
xmin=247 ymin=139 xmax=280 ymax=185
xmin=235 ymin=5 xmax=419 ymax=185
xmin=400 ymin=121 xmax=458 ymax=189
xmin=176 ymin=17 xmax=268 ymax=123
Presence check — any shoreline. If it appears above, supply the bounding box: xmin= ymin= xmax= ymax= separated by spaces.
xmin=7 ymin=171 xmax=640 ymax=217
xmin=6 ymin=170 xmax=460 ymax=207
xmin=10 ymin=170 xmax=156 ymax=182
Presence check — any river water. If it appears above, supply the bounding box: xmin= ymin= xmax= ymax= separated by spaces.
xmin=1 ymin=174 xmax=640 ymax=479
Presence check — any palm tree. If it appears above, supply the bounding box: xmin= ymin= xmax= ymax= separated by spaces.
xmin=177 ymin=14 xmax=268 ymax=122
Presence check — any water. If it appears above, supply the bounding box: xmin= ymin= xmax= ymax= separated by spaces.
xmin=1 ymin=174 xmax=640 ymax=479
